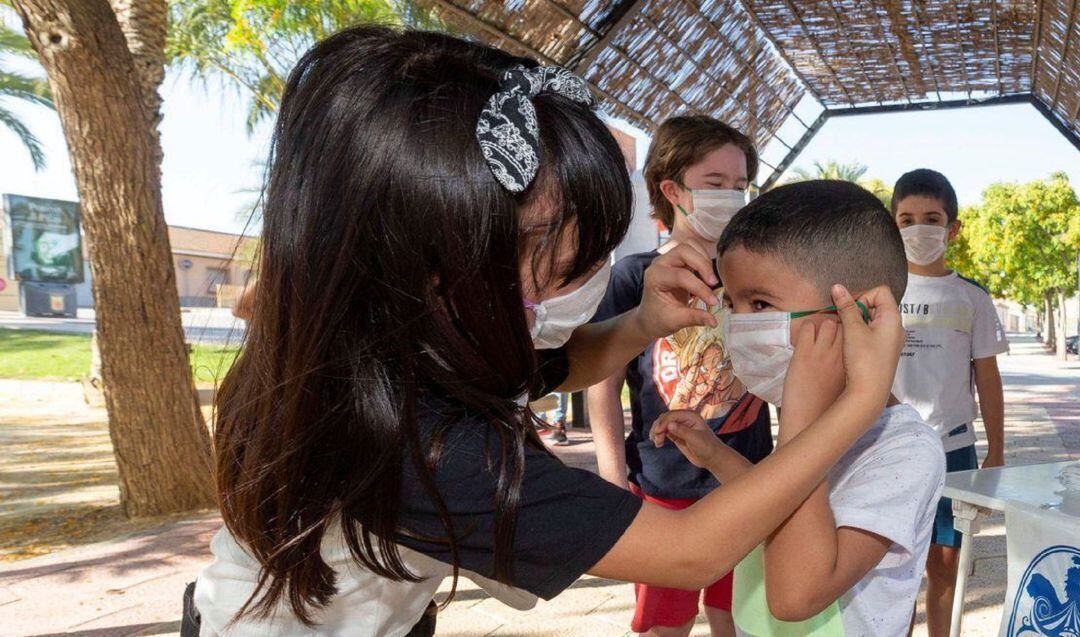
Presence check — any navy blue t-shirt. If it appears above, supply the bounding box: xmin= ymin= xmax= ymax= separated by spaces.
xmin=592 ymin=250 xmax=773 ymax=500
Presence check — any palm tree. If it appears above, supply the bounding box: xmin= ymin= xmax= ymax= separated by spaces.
xmin=789 ymin=159 xmax=869 ymax=183
xmin=167 ymin=0 xmax=439 ymax=133
xmin=0 ymin=20 xmax=54 ymax=170
xmin=14 ymin=0 xmax=215 ymax=516
xmin=786 ymin=159 xmax=892 ymax=206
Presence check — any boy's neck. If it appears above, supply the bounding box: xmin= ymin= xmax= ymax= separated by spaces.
xmin=907 ymin=258 xmax=951 ymax=277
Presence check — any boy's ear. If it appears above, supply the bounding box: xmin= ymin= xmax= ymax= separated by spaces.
xmin=947 ymin=220 xmax=962 ymax=242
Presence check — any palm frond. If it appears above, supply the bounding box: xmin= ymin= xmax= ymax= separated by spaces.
xmin=0 ymin=23 xmax=36 ymax=59
xmin=0 ymin=104 xmax=46 ymax=170
xmin=0 ymin=70 xmax=53 ymax=106
xmin=167 ymin=0 xmax=445 ymax=135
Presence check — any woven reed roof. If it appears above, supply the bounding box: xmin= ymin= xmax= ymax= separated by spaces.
xmin=419 ymin=0 xmax=1079 ymax=185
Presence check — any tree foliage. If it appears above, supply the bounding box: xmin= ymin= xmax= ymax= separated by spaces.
xmin=784 ymin=159 xmax=892 ymax=206
xmin=789 ymin=159 xmax=868 ymax=183
xmin=167 ymin=0 xmax=435 ymax=132
xmin=0 ymin=7 xmax=53 ymax=170
xmin=952 ymin=172 xmax=1079 ymax=307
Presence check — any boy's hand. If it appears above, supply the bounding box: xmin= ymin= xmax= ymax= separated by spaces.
xmin=651 ymin=410 xmax=721 ymax=469
xmin=780 ymin=319 xmax=845 ymax=439
xmin=832 ymin=284 xmax=905 ymax=407
xmin=982 ymin=451 xmax=1005 ymax=469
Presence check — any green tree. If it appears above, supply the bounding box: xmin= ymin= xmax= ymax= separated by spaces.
xmin=789 ymin=159 xmax=868 ymax=182
xmin=958 ymin=173 xmax=1079 ymax=357
xmin=785 ymin=159 xmax=892 ymax=206
xmin=859 ymin=177 xmax=893 ymax=208
xmin=945 ymin=206 xmax=986 ymax=290
xmin=167 ymin=0 xmax=435 ymax=132
xmin=0 ymin=13 xmax=53 ymax=170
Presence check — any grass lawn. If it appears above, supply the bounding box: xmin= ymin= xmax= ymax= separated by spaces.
xmin=0 ymin=328 xmax=238 ymax=383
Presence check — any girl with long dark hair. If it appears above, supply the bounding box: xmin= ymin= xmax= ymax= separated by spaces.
xmin=193 ymin=25 xmax=906 ymax=636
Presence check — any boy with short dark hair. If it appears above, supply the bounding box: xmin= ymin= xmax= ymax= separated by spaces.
xmin=589 ymin=115 xmax=772 ymax=637
xmin=653 ymin=180 xmax=946 ymax=636
xmin=890 ymin=168 xmax=1008 ymax=636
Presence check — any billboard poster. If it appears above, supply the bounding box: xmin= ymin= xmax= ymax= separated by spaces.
xmin=2 ymin=194 xmax=84 ymax=284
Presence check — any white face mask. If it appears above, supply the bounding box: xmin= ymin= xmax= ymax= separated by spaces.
xmin=721 ymin=310 xmax=793 ymax=406
xmin=525 ymin=260 xmax=612 ymax=350
xmin=900 ymin=224 xmax=948 ymax=265
xmin=678 ymin=189 xmax=747 ymax=242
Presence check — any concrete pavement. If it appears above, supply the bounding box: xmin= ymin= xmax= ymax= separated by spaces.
xmin=0 ymin=333 xmax=1075 ymax=636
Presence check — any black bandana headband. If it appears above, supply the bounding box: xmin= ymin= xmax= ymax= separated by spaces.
xmin=476 ymin=65 xmax=596 ymax=193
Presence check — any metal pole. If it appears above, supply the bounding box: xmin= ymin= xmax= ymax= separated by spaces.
xmin=949 ymin=503 xmax=982 ymax=637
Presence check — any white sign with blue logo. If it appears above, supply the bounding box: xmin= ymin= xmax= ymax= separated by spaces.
xmin=1001 ymin=500 xmax=1080 ymax=637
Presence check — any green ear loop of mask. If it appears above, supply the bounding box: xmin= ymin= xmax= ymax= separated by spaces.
xmin=789 ymin=300 xmax=871 ymax=324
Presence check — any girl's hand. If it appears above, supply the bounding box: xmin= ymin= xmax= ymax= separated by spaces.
xmin=630 ymin=244 xmax=721 ymax=341
xmin=832 ymin=284 xmax=905 ymax=406
xmin=651 ymin=410 xmax=721 ymax=469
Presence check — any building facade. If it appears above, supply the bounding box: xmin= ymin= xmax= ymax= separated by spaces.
xmin=0 ymin=223 xmax=255 ymax=312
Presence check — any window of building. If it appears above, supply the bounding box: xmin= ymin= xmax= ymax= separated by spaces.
xmin=204 ymin=267 xmax=230 ymax=296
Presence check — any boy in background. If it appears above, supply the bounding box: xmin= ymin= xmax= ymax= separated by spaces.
xmin=653 ymin=180 xmax=946 ymax=637
xmin=890 ymin=168 xmax=1008 ymax=636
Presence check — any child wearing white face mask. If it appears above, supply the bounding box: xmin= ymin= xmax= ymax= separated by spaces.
xmin=890 ymin=168 xmax=1008 ymax=637
xmin=588 ymin=115 xmax=771 ymax=637
xmin=653 ymin=180 xmax=946 ymax=637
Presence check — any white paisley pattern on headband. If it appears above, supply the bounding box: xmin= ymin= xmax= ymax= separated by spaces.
xmin=475 ymin=65 xmax=596 ymax=193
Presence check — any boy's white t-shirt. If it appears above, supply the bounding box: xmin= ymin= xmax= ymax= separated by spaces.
xmin=892 ymin=272 xmax=1009 ymax=452
xmin=828 ymin=404 xmax=945 ymax=637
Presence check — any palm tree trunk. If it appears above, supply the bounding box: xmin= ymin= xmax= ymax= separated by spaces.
xmin=11 ymin=0 xmax=214 ymax=516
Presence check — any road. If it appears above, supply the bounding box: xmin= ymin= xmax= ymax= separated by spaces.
xmin=0 ymin=307 xmax=246 ymax=347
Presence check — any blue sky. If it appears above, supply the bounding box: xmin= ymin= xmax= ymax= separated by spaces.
xmin=0 ymin=71 xmax=1077 ymax=236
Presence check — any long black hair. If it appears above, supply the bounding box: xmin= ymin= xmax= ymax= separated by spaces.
xmin=214 ymin=25 xmax=632 ymax=624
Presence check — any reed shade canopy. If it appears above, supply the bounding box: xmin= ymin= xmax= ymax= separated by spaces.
xmin=418 ymin=0 xmax=1080 ymax=188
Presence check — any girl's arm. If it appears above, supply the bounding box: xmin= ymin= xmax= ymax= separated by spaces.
xmin=558 ymin=244 xmax=720 ymax=392
xmin=587 ymin=285 xmax=904 ymax=590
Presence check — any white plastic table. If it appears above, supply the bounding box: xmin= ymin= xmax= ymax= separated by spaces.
xmin=942 ymin=460 xmax=1077 ymax=637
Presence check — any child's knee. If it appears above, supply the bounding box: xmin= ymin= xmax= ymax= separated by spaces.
xmin=926 ymin=545 xmax=961 ymax=579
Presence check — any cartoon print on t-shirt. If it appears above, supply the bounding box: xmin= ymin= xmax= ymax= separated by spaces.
xmin=652 ymin=289 xmax=745 ymax=421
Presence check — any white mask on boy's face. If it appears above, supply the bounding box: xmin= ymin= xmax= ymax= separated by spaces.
xmin=721 ymin=303 xmax=867 ymax=406
xmin=721 ymin=311 xmax=793 ymax=407
xmin=678 ymin=189 xmax=747 ymax=243
xmin=900 ymin=224 xmax=947 ymax=265
xmin=525 ymin=260 xmax=612 ymax=350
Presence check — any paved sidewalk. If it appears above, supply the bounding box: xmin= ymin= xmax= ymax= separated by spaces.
xmin=0 ymin=333 xmax=1075 ymax=636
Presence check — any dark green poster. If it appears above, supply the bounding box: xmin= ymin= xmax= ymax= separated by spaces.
xmin=3 ymin=194 xmax=84 ymax=284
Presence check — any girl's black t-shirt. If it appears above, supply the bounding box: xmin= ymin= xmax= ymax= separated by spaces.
xmin=394 ymin=347 xmax=642 ymax=599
